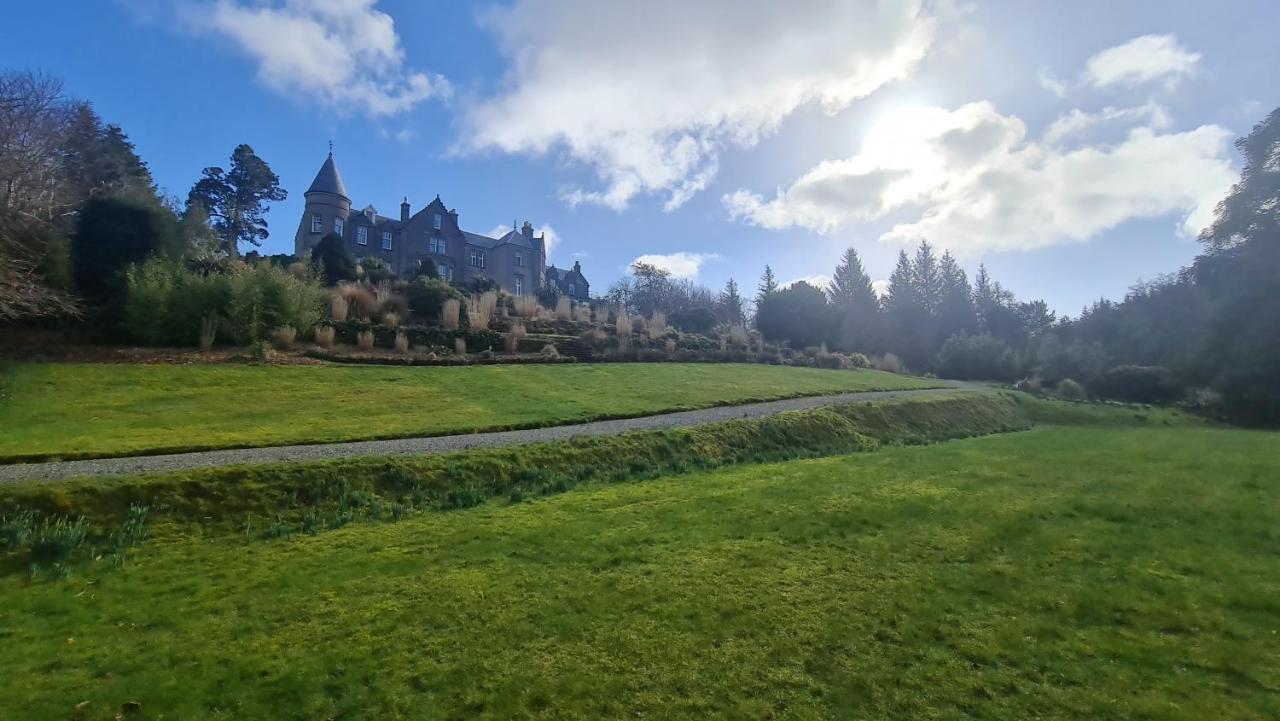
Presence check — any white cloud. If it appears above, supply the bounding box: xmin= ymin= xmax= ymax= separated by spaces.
xmin=461 ymin=0 xmax=939 ymax=211
xmin=785 ymin=275 xmax=832 ymax=292
xmin=725 ymin=101 xmax=1236 ymax=255
xmin=871 ymin=279 xmax=891 ymax=299
xmin=631 ymin=252 xmax=718 ymax=279
xmin=1037 ymin=68 xmax=1068 ymax=98
xmin=1044 ymin=102 xmax=1171 ymax=145
xmin=201 ymin=0 xmax=449 ymax=116
xmin=1084 ymin=34 xmax=1200 ymax=89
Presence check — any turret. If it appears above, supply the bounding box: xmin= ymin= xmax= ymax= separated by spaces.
xmin=294 ymin=151 xmax=352 ymax=258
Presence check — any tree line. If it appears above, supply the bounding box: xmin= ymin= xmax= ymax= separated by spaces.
xmin=0 ymin=70 xmax=289 ymax=325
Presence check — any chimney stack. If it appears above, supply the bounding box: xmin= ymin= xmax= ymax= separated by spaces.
xmin=400 ymin=197 xmax=410 ymax=224
xmin=521 ymin=220 xmax=534 ymax=239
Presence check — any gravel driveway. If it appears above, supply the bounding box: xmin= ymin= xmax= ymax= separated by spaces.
xmin=0 ymin=386 xmax=969 ymax=483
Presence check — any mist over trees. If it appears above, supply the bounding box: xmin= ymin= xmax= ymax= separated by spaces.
xmin=736 ymin=108 xmax=1280 ymax=425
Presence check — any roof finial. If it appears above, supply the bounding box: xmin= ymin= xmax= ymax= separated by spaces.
xmin=513 ymin=219 xmax=517 ymax=230
xmin=328 ymin=139 xmax=334 ymax=156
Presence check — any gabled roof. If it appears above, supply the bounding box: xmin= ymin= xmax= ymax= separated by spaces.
xmin=306 ymin=154 xmax=348 ymax=198
xmin=462 ymin=229 xmax=539 ymax=250
xmin=349 ymin=210 xmax=402 ymax=229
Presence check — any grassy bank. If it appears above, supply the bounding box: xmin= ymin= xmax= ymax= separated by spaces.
xmin=0 ymin=362 xmax=936 ymax=462
xmin=0 ymin=392 xmax=1023 ymax=537
xmin=1 ymin=407 xmax=1274 ymax=719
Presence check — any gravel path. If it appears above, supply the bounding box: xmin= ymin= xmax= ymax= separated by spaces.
xmin=0 ymin=386 xmax=970 ymax=483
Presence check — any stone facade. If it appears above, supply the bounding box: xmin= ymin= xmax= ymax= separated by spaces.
xmin=293 ymin=153 xmax=585 ymax=298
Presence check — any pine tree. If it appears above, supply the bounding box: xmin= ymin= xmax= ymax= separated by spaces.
xmin=720 ymin=277 xmax=745 ymax=325
xmin=187 ymin=144 xmax=287 ymax=257
xmin=911 ymin=240 xmax=942 ymax=316
xmin=828 ymin=247 xmax=876 ymax=311
xmin=757 ymin=265 xmax=778 ymax=300
xmin=937 ymin=251 xmax=977 ymax=341
xmin=828 ymin=247 xmax=879 ymax=352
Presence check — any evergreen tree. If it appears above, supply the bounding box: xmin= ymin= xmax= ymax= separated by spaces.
xmin=911 ymin=240 xmax=942 ymax=315
xmin=828 ymin=247 xmax=877 ymax=312
xmin=60 ymin=103 xmax=154 ymax=212
xmin=757 ymin=265 xmax=778 ymax=300
xmin=310 ymin=232 xmax=355 ymax=285
xmin=828 ymin=246 xmax=879 ymax=352
xmin=719 ymin=277 xmax=745 ymax=325
xmin=937 ymin=251 xmax=977 ymax=342
xmin=73 ymin=195 xmax=179 ymax=304
xmin=755 ymin=281 xmax=832 ymax=348
xmin=187 ymin=144 xmax=287 ymax=257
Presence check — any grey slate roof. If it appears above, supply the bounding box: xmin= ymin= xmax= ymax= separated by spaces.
xmin=461 ymin=229 xmax=538 ymax=250
xmin=306 ymin=154 xmax=348 ymax=198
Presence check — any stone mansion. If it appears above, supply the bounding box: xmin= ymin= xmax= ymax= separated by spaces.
xmin=293 ymin=153 xmax=590 ymax=300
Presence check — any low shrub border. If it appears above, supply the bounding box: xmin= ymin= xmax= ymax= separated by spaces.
xmin=0 ymin=393 xmax=1026 ymax=553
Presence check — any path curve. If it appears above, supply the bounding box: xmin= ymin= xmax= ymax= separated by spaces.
xmin=0 ymin=386 xmax=973 ymax=483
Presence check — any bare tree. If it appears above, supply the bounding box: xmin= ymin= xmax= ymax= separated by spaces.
xmin=0 ymin=71 xmax=74 ymax=222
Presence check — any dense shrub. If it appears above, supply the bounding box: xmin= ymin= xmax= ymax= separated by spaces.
xmin=937 ymin=333 xmax=1020 ymax=382
xmin=1092 ymin=365 xmax=1182 ymax=404
xmin=668 ymin=306 xmax=719 ymax=334
xmin=310 ymin=232 xmax=355 ymax=284
xmin=122 ymin=257 xmax=325 ymax=346
xmin=74 ymin=196 xmax=180 ymax=305
xmin=1056 ymin=378 xmax=1087 ymax=400
xmin=755 ymin=282 xmax=833 ymax=349
xmin=405 ymin=277 xmax=465 ymax=322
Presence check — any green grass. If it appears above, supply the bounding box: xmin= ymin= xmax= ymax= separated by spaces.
xmin=0 ymin=362 xmax=935 ymax=461
xmin=0 ymin=392 xmax=1023 ymax=531
xmin=1 ymin=418 xmax=1275 ymax=719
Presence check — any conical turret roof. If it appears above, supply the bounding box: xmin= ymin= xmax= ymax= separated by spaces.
xmin=306 ymin=153 xmax=348 ymax=198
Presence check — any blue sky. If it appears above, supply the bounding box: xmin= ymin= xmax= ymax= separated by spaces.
xmin=5 ymin=1 xmax=1277 ymax=314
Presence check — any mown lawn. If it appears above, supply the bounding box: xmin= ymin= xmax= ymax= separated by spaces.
xmin=1 ymin=423 xmax=1276 ymax=720
xmin=0 ymin=362 xmax=934 ymax=461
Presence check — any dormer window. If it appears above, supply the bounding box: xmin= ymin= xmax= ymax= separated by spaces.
xmin=433 ymin=213 xmax=442 ymax=230
xmin=310 ymin=213 xmax=322 ymax=233
xmin=356 ymin=226 xmax=368 ymax=246
xmin=334 ymin=217 xmax=344 ymax=235
xmin=382 ymin=231 xmax=392 ymax=250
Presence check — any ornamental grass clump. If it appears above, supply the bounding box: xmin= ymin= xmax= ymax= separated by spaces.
xmin=573 ymin=303 xmax=592 ymax=323
xmin=555 ymin=296 xmax=571 ymax=321
xmin=314 ymin=325 xmax=335 ymax=349
xmin=441 ymin=299 xmax=461 ymax=330
xmin=357 ymin=330 xmax=375 ymax=351
xmin=454 ymin=337 xmax=467 ymax=356
xmin=269 ymin=326 xmax=297 ymax=350
xmin=394 ymin=331 xmax=410 ymax=354
xmin=338 ymin=284 xmax=378 ymax=320
xmin=469 ymin=291 xmax=498 ymax=330
xmin=512 ymin=295 xmax=537 ymax=319
xmin=381 ymin=311 xmax=400 ymax=328
xmin=199 ymin=314 xmax=217 ymax=352
xmin=650 ymin=311 xmax=667 ymax=334
xmin=615 ymin=308 xmax=632 ymax=347
xmin=329 ymin=292 xmax=349 ymax=321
